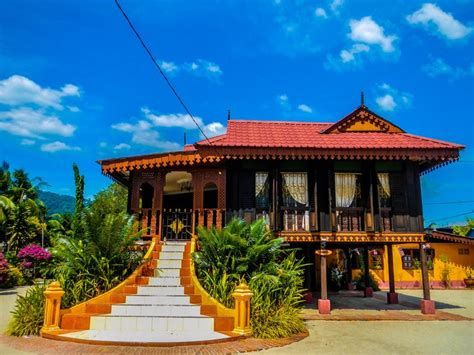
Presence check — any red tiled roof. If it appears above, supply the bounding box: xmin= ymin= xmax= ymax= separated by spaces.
xmin=195 ymin=119 xmax=463 ymax=150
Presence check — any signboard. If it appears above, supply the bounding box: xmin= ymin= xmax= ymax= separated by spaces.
xmin=315 ymin=249 xmax=333 ymax=256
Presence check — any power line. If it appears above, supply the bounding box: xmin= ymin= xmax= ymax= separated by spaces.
xmin=425 ymin=200 xmax=474 ymax=205
xmin=426 ymin=210 xmax=474 ymax=223
xmin=114 ymin=0 xmax=219 ymax=153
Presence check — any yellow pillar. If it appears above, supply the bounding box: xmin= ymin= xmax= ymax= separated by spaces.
xmin=232 ymin=281 xmax=253 ymax=336
xmin=41 ymin=281 xmax=64 ymax=334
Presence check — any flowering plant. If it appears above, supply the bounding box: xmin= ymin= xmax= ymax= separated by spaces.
xmin=0 ymin=252 xmax=10 ymax=284
xmin=18 ymin=244 xmax=51 ymax=261
xmin=18 ymin=244 xmax=51 ymax=281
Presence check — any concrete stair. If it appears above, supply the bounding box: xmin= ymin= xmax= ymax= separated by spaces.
xmin=59 ymin=241 xmax=235 ymax=344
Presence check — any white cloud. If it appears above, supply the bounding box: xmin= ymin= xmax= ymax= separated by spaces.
xmin=40 ymin=141 xmax=81 ymax=153
xmin=349 ymin=16 xmax=397 ymax=52
xmin=67 ymin=106 xmax=80 ymax=112
xmin=375 ymin=83 xmax=412 ymax=111
xmin=203 ymin=122 xmax=226 ymax=137
xmin=160 ymin=61 xmax=179 ymax=74
xmin=330 ymin=0 xmax=344 ymax=13
xmin=340 ymin=43 xmax=370 ymax=63
xmin=278 ymin=94 xmax=288 ymax=103
xmin=315 ymin=8 xmax=328 ymax=19
xmin=142 ymin=108 xmax=206 ymax=129
xmin=0 ymin=107 xmax=76 ymax=138
xmin=422 ymin=57 xmax=470 ymax=79
xmin=114 ymin=143 xmax=131 ymax=150
xmin=376 ymin=94 xmax=396 ymax=111
xmin=20 ymin=139 xmax=35 ymax=146
xmin=99 ymin=142 xmax=107 ymax=148
xmin=297 ymin=104 xmax=313 ymax=113
xmin=0 ymin=75 xmax=79 ymax=109
xmin=407 ymin=3 xmax=472 ymax=40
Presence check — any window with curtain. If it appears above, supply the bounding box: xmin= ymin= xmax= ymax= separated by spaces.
xmin=377 ymin=173 xmax=392 ymax=208
xmin=255 ymin=172 xmax=270 ymax=209
xmin=281 ymin=172 xmax=308 ymax=207
xmin=335 ymin=173 xmax=361 ymax=208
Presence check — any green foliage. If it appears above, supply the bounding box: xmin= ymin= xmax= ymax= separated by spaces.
xmin=194 ymin=218 xmax=306 ymax=338
xmin=453 ymin=218 xmax=474 ymax=237
xmin=2 ymin=266 xmax=25 ymax=288
xmin=71 ymin=163 xmax=86 ymax=240
xmin=354 ymin=271 xmax=380 ymax=291
xmin=440 ymin=254 xmax=451 ymax=288
xmin=6 ymin=200 xmax=41 ymax=252
xmin=7 ymin=283 xmax=46 ymax=336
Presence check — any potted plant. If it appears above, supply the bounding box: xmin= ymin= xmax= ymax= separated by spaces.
xmin=464 ymin=266 xmax=474 ymax=288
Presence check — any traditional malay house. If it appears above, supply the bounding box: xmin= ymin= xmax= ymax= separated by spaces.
xmin=98 ymin=101 xmax=463 ymax=314
xmin=39 ymin=101 xmax=465 ymax=345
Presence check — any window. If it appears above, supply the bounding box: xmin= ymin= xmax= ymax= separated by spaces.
xmin=281 ymin=172 xmax=308 ymax=207
xmin=255 ymin=172 xmax=270 ymax=209
xmin=335 ymin=173 xmax=362 ymax=208
xmin=401 ymin=249 xmax=434 ymax=270
xmin=459 ymin=248 xmax=470 ymax=255
xmin=281 ymin=172 xmax=309 ymax=231
xmin=377 ymin=173 xmax=392 ymax=208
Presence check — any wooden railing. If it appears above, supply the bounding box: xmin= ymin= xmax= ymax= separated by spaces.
xmin=335 ymin=207 xmax=365 ymax=232
xmin=281 ymin=209 xmax=310 ymax=231
xmin=380 ymin=207 xmax=392 ymax=231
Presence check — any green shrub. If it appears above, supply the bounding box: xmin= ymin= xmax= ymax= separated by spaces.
xmin=194 ymin=218 xmax=306 ymax=338
xmin=354 ymin=270 xmax=380 ymax=291
xmin=3 ymin=266 xmax=25 ymax=288
xmin=440 ymin=254 xmax=451 ymax=288
xmin=7 ymin=283 xmax=45 ymax=336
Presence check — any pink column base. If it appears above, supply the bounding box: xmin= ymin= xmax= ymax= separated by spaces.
xmin=420 ymin=299 xmax=436 ymax=314
xmin=364 ymin=287 xmax=373 ymax=297
xmin=318 ymin=299 xmax=331 ymax=314
xmin=387 ymin=292 xmax=399 ymax=304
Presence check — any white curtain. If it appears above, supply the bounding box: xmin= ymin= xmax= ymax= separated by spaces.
xmin=282 ymin=173 xmax=308 ymax=205
xmin=335 ymin=173 xmax=357 ymax=208
xmin=377 ymin=173 xmax=391 ymax=198
xmin=255 ymin=172 xmax=268 ymax=197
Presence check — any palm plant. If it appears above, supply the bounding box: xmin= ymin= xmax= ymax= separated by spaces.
xmin=194 ymin=218 xmax=306 ymax=338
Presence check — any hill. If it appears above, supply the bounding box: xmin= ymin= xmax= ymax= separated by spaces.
xmin=38 ymin=190 xmax=75 ymax=215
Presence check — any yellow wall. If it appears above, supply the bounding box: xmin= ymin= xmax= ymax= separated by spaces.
xmin=349 ymin=243 xmax=474 ymax=288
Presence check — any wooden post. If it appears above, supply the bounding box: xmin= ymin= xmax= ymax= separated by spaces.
xmin=363 ymin=246 xmax=373 ymax=297
xmin=346 ymin=248 xmax=353 ymax=290
xmin=232 ymin=281 xmax=253 ymax=336
xmin=420 ymin=243 xmax=435 ymax=314
xmin=41 ymin=281 xmax=64 ymax=334
xmin=317 ymin=248 xmax=331 ymax=314
xmin=387 ymin=245 xmax=398 ymax=304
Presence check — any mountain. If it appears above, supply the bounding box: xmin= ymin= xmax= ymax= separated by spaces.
xmin=38 ymin=190 xmax=75 ymax=215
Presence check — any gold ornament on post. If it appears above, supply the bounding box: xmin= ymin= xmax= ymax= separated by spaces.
xmin=232 ymin=281 xmax=253 ymax=336
xmin=41 ymin=281 xmax=64 ymax=334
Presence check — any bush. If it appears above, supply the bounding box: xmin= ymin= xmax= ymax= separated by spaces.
xmin=354 ymin=270 xmax=380 ymax=291
xmin=18 ymin=244 xmax=51 ymax=282
xmin=7 ymin=283 xmax=46 ymax=336
xmin=0 ymin=252 xmax=10 ymax=287
xmin=194 ymin=218 xmax=306 ymax=338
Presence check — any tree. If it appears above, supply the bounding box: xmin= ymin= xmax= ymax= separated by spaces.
xmin=453 ymin=217 xmax=474 ymax=236
xmin=71 ymin=164 xmax=86 ymax=239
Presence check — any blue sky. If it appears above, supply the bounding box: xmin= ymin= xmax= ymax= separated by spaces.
xmin=0 ymin=0 xmax=473 ymax=226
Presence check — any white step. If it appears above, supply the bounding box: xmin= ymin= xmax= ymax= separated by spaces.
xmin=155 ymin=268 xmax=180 ymax=277
xmin=126 ymin=295 xmax=192 ymax=305
xmin=90 ymin=315 xmax=214 ymax=332
xmin=62 ymin=329 xmax=228 ymax=343
xmin=161 ymin=244 xmax=186 ymax=252
xmin=111 ymin=304 xmax=201 ymax=316
xmin=137 ymin=285 xmax=185 ymax=296
xmin=157 ymin=259 xmax=182 ymax=268
xmin=148 ymin=277 xmax=181 ymax=286
xmin=158 ymin=251 xmax=184 ymax=260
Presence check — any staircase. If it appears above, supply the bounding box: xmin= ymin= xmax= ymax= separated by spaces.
xmin=51 ymin=241 xmax=238 ymax=345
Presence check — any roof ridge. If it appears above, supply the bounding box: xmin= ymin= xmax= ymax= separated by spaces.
xmin=228 ymin=119 xmax=333 ymax=125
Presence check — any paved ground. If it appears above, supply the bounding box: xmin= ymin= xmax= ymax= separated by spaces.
xmin=0 ymin=288 xmax=472 ymax=354
xmin=0 ymin=287 xmax=30 ymax=355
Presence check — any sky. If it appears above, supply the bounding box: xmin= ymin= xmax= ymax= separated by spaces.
xmin=0 ymin=0 xmax=473 ymax=226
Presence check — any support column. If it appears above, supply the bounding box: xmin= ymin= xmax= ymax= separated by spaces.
xmin=347 ymin=248 xmax=354 ymax=290
xmin=420 ymin=243 xmax=435 ymax=314
xmin=386 ymin=244 xmax=398 ymax=304
xmin=363 ymin=246 xmax=373 ymax=297
xmin=317 ymin=250 xmax=331 ymax=314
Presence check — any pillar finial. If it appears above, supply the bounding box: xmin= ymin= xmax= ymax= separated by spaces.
xmin=184 ymin=130 xmax=187 ymax=146
xmin=227 ymin=108 xmax=231 ymax=121
xmin=361 ymin=91 xmax=365 ymax=107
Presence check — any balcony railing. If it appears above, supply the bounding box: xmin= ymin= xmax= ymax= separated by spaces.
xmin=335 ymin=207 xmax=365 ymax=232
xmin=380 ymin=207 xmax=392 ymax=231
xmin=281 ymin=209 xmax=310 ymax=232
